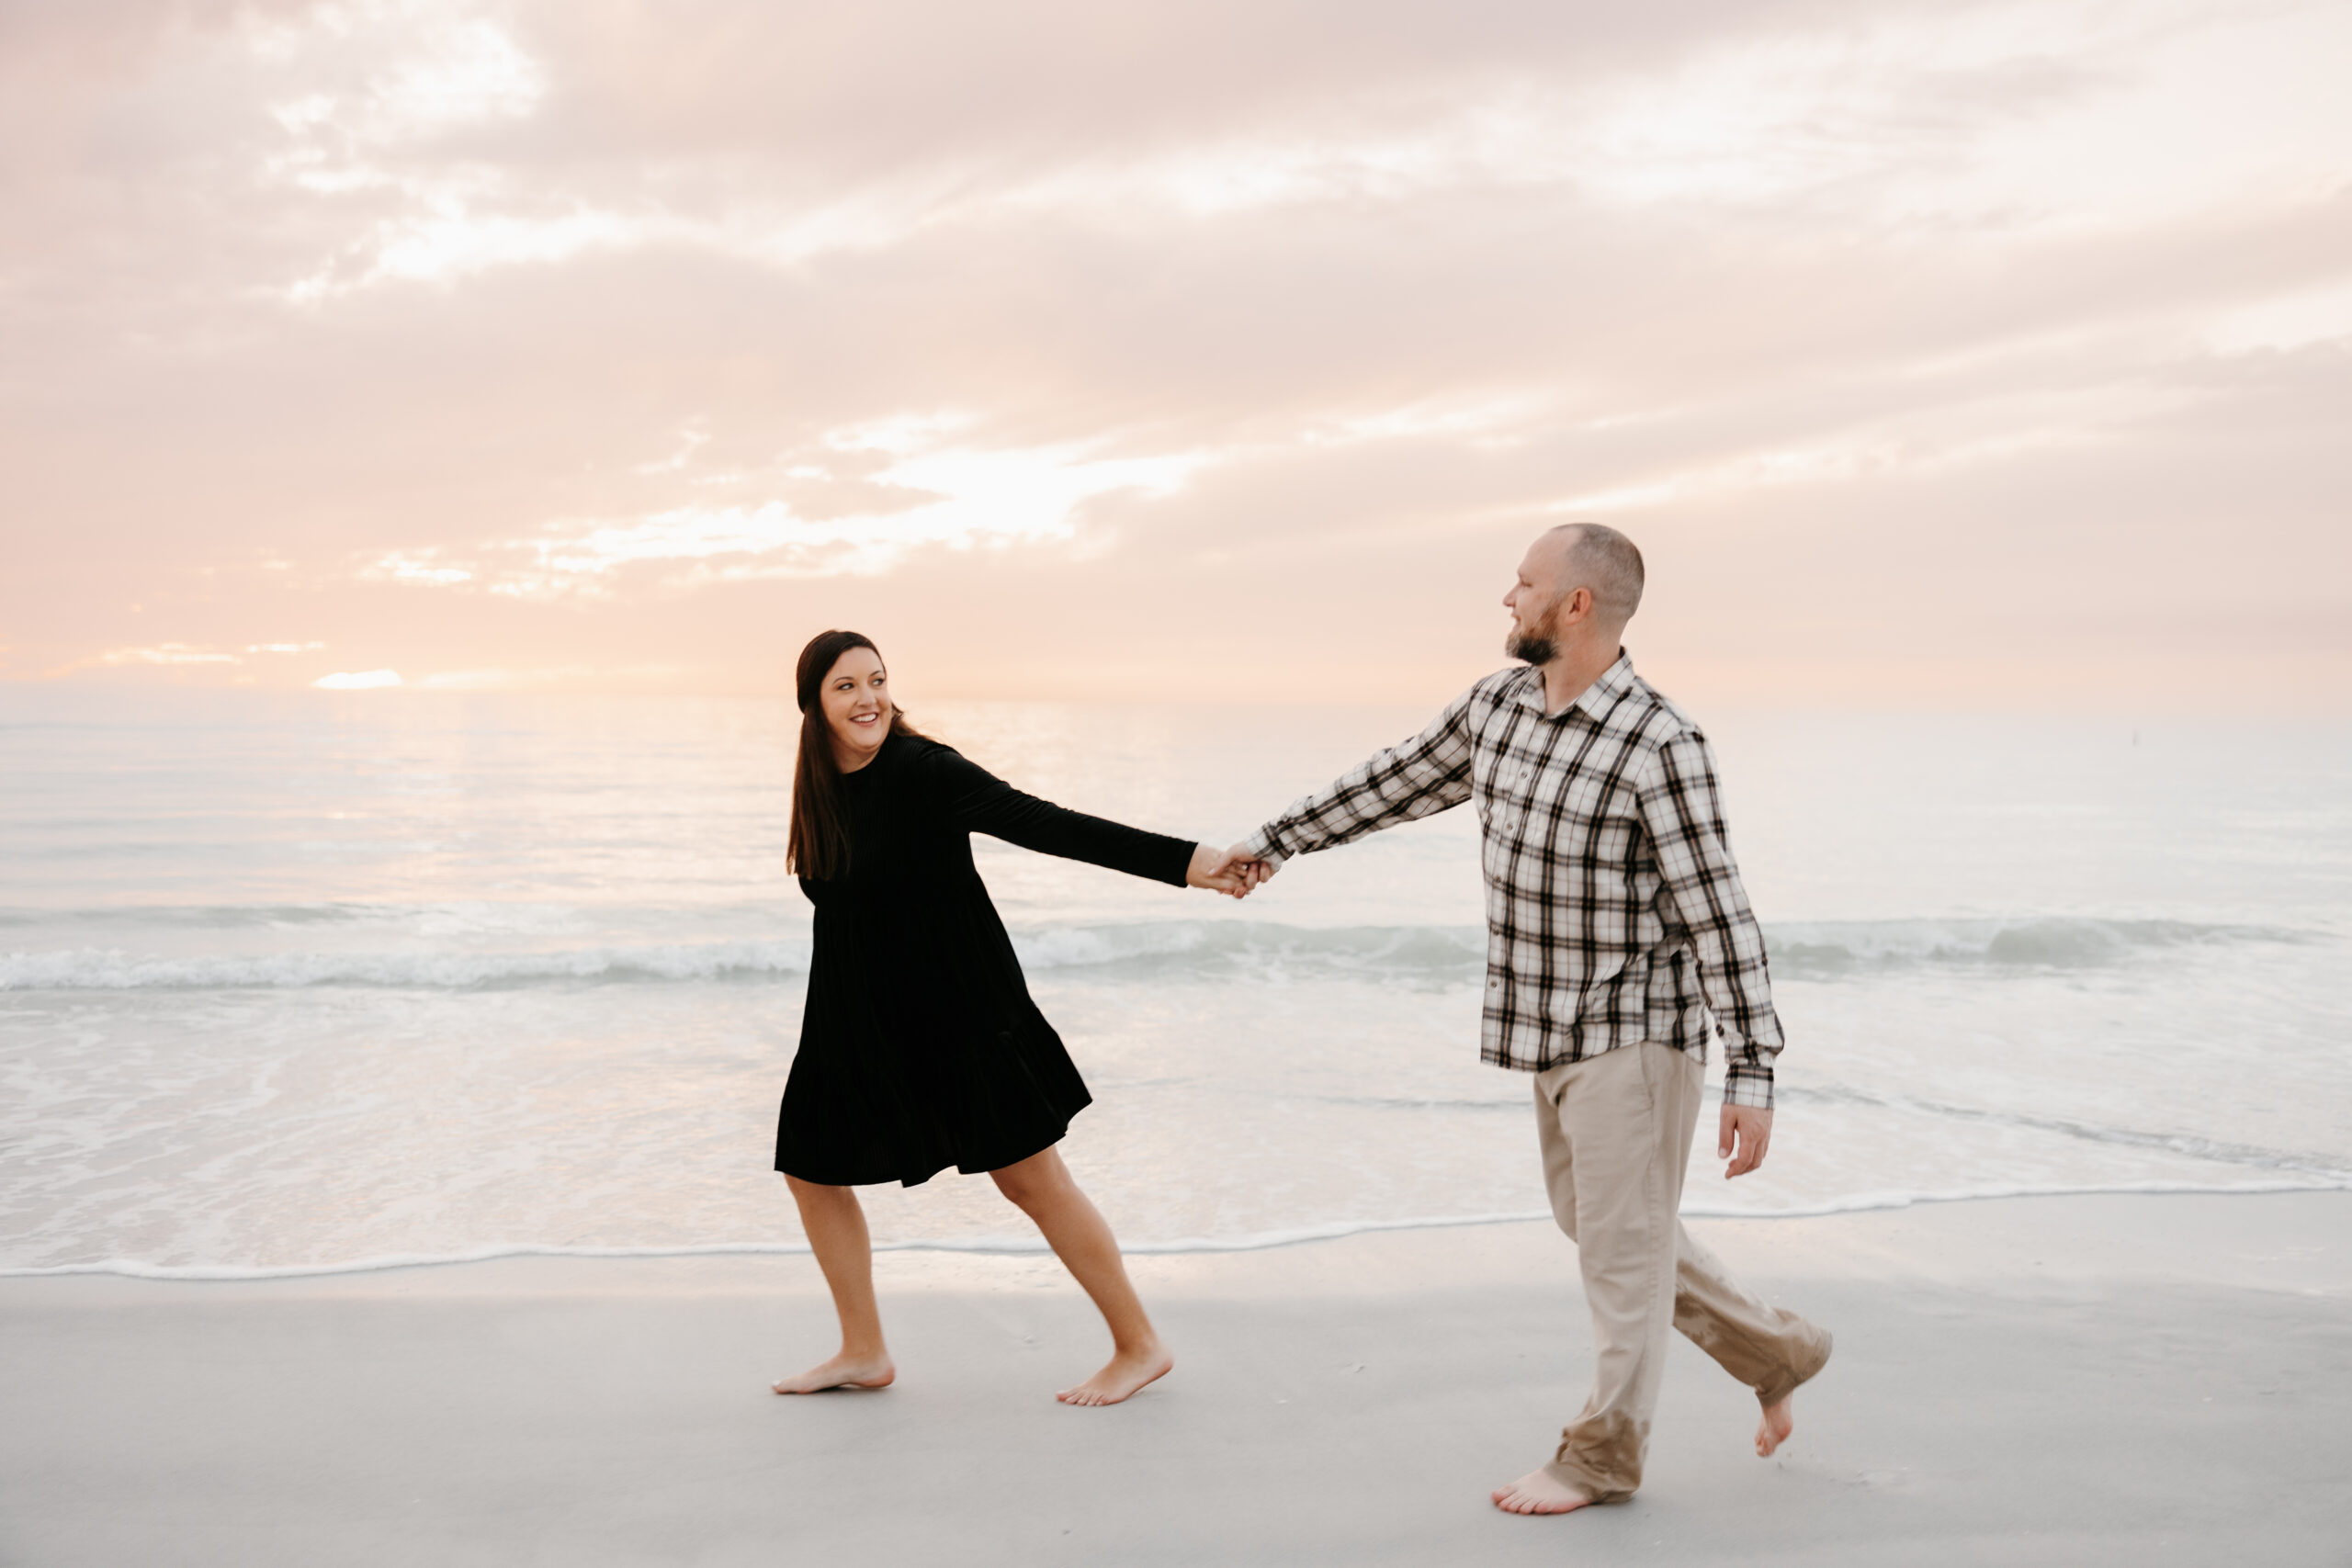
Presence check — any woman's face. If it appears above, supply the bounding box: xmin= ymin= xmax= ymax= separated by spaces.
xmin=820 ymin=646 xmax=892 ymax=770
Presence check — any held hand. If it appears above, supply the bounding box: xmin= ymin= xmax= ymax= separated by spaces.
xmin=1717 ymin=1104 xmax=1772 ymax=1179
xmin=1225 ymin=841 xmax=1277 ymax=892
xmin=1186 ymin=843 xmax=1261 ymax=898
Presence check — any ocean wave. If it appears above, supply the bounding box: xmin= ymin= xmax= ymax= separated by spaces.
xmin=0 ymin=941 xmax=811 ymax=991
xmin=1014 ymin=921 xmax=1487 ymax=982
xmin=0 ymin=915 xmax=2322 ymax=992
xmin=7 ymin=1181 xmax=2344 ymax=1280
xmin=0 ymin=902 xmax=448 ymax=931
xmin=1782 ymin=1082 xmax=2352 ymax=1179
xmin=1262 ymin=1083 xmax=2352 ymax=1183
xmin=0 ymin=900 xmax=782 ymax=933
xmin=1763 ymin=917 xmax=2323 ymax=976
xmin=1013 ymin=914 xmax=2322 ymax=984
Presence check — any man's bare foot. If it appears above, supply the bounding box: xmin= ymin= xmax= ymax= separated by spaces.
xmin=1756 ymin=1394 xmax=1795 ymax=1456
xmin=770 ymin=1351 xmax=895 ymax=1395
xmin=1491 ymin=1469 xmax=1594 ymax=1516
xmin=1055 ymin=1342 xmax=1171 ymax=1406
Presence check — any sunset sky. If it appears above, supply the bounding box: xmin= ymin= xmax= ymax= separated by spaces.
xmin=6 ymin=0 xmax=2347 ymax=708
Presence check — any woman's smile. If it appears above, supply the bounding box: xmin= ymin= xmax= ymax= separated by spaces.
xmin=820 ymin=646 xmax=894 ymax=771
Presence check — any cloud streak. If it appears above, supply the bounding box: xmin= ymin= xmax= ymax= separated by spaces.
xmin=4 ymin=0 xmax=2347 ymax=705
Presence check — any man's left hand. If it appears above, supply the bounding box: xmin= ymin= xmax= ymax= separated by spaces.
xmin=1717 ymin=1104 xmax=1772 ymax=1179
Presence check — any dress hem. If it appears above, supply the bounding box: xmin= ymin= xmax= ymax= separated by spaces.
xmin=774 ymin=1122 xmax=1074 ymax=1189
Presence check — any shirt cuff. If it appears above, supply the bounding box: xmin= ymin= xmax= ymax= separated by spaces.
xmin=1720 ymin=1064 xmax=1775 ymax=1111
xmin=1239 ymin=829 xmax=1288 ymax=871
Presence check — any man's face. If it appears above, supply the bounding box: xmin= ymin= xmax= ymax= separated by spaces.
xmin=1503 ymin=541 xmax=1565 ymax=664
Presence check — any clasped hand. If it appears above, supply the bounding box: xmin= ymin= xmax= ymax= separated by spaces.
xmin=1184 ymin=842 xmax=1279 ymax=899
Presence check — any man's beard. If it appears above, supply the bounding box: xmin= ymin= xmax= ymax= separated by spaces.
xmin=1508 ymin=628 xmax=1557 ymax=666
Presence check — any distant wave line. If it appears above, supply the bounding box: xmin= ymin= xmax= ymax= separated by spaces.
xmin=0 ymin=899 xmax=804 ymax=931
xmin=0 ymin=942 xmax=812 ymax=991
xmin=1226 ymin=1085 xmax=2352 ymax=1182
xmin=0 ymin=915 xmax=2327 ymax=992
xmin=7 ymin=1179 xmax=2345 ymax=1280
xmin=1786 ymin=1082 xmax=2352 ymax=1179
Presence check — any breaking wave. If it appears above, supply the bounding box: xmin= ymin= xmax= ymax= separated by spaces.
xmin=0 ymin=914 xmax=2323 ymax=992
xmin=1764 ymin=916 xmax=2323 ymax=976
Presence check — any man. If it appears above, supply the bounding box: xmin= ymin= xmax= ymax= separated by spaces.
xmin=1230 ymin=523 xmax=1830 ymax=1516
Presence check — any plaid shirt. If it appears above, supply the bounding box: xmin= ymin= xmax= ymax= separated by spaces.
xmin=1244 ymin=654 xmax=1785 ymax=1109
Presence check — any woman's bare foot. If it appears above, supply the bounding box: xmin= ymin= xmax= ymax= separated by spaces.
xmin=1756 ymin=1393 xmax=1795 ymax=1455
xmin=1491 ymin=1468 xmax=1593 ymax=1515
xmin=1055 ymin=1342 xmax=1171 ymax=1406
xmin=770 ymin=1351 xmax=895 ymax=1395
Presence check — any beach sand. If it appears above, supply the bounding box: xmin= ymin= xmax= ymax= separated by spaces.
xmin=3 ymin=1192 xmax=2346 ymax=1566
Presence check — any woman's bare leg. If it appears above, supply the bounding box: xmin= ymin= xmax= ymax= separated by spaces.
xmin=772 ymin=1175 xmax=896 ymax=1393
xmin=989 ymin=1146 xmax=1171 ymax=1405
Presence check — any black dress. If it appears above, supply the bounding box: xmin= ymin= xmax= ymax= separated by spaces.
xmin=775 ymin=732 xmax=1195 ymax=1187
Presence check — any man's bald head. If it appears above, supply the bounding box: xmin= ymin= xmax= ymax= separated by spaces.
xmin=1540 ymin=522 xmax=1645 ymax=628
xmin=1504 ymin=522 xmax=1646 ymax=670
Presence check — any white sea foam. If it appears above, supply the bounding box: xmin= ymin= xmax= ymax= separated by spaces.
xmin=1763 ymin=916 xmax=2324 ymax=975
xmin=2 ymin=915 xmax=2317 ymax=991
xmin=1012 ymin=920 xmax=1490 ymax=979
xmin=1777 ymin=1084 xmax=2352 ymax=1179
xmin=8 ymin=1180 xmax=2342 ymax=1281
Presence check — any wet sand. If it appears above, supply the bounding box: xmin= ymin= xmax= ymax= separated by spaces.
xmin=3 ymin=1192 xmax=2346 ymax=1566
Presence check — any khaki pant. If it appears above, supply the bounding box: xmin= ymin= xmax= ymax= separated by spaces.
xmin=1534 ymin=1041 xmax=1832 ymax=1503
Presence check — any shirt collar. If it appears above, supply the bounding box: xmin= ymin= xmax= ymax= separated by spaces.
xmin=1515 ymin=649 xmax=1637 ymax=723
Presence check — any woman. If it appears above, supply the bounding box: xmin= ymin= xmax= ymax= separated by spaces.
xmin=772 ymin=628 xmax=1250 ymax=1406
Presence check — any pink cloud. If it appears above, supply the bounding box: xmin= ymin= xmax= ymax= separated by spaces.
xmin=3 ymin=0 xmax=2346 ymax=707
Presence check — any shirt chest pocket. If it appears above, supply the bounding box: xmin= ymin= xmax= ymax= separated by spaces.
xmin=1477 ymin=752 xmax=1544 ymax=830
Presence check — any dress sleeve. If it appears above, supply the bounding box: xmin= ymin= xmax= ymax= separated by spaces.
xmin=924 ymin=746 xmax=1196 ymax=887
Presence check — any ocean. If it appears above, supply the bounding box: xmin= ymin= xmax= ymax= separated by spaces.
xmin=3 ymin=683 xmax=2346 ymax=1278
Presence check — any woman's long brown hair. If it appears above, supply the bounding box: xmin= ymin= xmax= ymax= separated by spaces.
xmin=787 ymin=629 xmax=922 ymax=880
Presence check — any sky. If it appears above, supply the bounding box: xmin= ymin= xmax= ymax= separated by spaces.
xmin=4 ymin=0 xmax=2348 ymax=709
